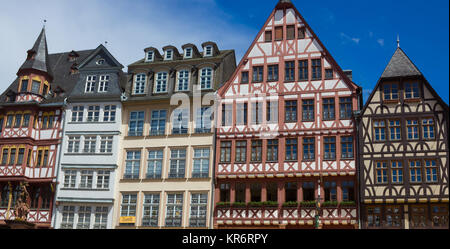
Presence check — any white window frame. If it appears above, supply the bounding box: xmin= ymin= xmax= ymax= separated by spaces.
xmin=79 ymin=170 xmax=94 ymax=189
xmin=96 ymin=170 xmax=110 ymax=189
xmin=189 ymin=193 xmax=208 ymax=227
xmin=83 ymin=136 xmax=97 ymax=153
xmin=165 ymin=193 xmax=183 ymax=227
xmin=133 ymin=73 xmax=146 ymax=95
xmin=71 ymin=106 xmax=84 ymax=122
xmin=199 ymin=67 xmax=213 ymax=90
xmin=85 ymin=75 xmax=97 ymax=93
xmin=154 ymin=72 xmax=168 ymax=93
xmin=94 ymin=206 xmax=108 ymax=229
xmin=99 ymin=136 xmax=113 ymax=153
xmin=204 ymin=45 xmax=213 ymax=57
xmin=103 ymin=105 xmax=116 ymax=122
xmin=184 ymin=47 xmax=193 ymax=59
xmin=124 ymin=151 xmax=141 ymax=179
xmin=87 ymin=105 xmax=100 ymax=122
xmin=98 ymin=75 xmax=109 ymax=92
xmin=77 ymin=206 xmax=92 ymax=229
xmin=169 ymin=148 xmax=186 ymax=178
xmin=63 ymin=170 xmax=77 ymax=188
xmin=61 ymin=206 xmax=75 ymax=229
xmin=120 ymin=194 xmax=137 ymax=221
xmin=147 ymin=150 xmax=163 ymax=179
xmin=146 ymin=51 xmax=154 ymax=62
xmin=142 ymin=194 xmax=160 ymax=227
xmin=176 ymin=70 xmax=190 ymax=91
xmin=164 ymin=49 xmax=173 ymax=60
xmin=67 ymin=136 xmax=80 ymax=153
xmin=192 ymin=148 xmax=210 ymax=178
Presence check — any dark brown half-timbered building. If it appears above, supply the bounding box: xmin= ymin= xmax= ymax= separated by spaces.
xmin=357 ymin=46 xmax=449 ymax=229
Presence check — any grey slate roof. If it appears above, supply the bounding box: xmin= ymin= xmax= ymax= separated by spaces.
xmin=18 ymin=28 xmax=53 ymax=77
xmin=380 ymin=47 xmax=422 ymax=79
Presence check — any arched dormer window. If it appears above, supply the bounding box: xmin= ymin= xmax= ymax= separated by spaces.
xmin=176 ymin=69 xmax=190 ymax=91
xmin=184 ymin=47 xmax=193 ymax=59
xmin=199 ymin=67 xmax=213 ymax=90
xmin=154 ymin=71 xmax=168 ymax=93
xmin=133 ymin=73 xmax=147 ymax=95
xmin=204 ymin=45 xmax=213 ymax=57
xmin=164 ymin=49 xmax=173 ymax=60
xmin=146 ymin=51 xmax=154 ymax=62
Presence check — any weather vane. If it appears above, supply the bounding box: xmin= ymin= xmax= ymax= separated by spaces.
xmin=397 ymin=34 xmax=400 ymax=48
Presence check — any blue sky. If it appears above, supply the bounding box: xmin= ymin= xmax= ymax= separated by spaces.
xmin=0 ymin=0 xmax=448 ymax=104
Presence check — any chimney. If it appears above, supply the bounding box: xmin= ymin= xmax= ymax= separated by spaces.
xmin=343 ymin=70 xmax=353 ymax=81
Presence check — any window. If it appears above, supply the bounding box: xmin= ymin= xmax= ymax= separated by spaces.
xmin=303 ymin=138 xmax=315 ymax=161
xmin=267 ymin=139 xmax=278 ymax=162
xmin=195 ymin=107 xmax=212 ymax=133
xmin=407 ymin=119 xmax=419 ymax=140
xmin=147 ymin=150 xmax=163 ymax=179
xmin=431 ymin=205 xmax=448 ymax=228
xmin=14 ymin=114 xmax=22 ymax=128
xmin=405 ymin=82 xmax=420 ymax=99
xmin=79 ymin=170 xmax=93 ymax=189
xmin=241 ymin=72 xmax=249 ymax=84
xmin=324 ymin=137 xmax=336 ymax=160
xmin=324 ymin=181 xmax=337 ymax=202
xmin=267 ymin=65 xmax=279 ymax=81
xmin=63 ymin=170 xmax=77 ymax=188
xmin=221 ymin=104 xmax=232 ymax=126
xmin=385 ymin=206 xmax=402 ymax=228
xmin=383 ymin=83 xmax=398 ymax=100
xmin=184 ymin=48 xmax=192 ymax=59
xmin=94 ymin=207 xmax=108 ymax=229
xmin=302 ymin=99 xmax=314 ymax=121
xmin=61 ymin=206 xmax=75 ymax=229
xmin=133 ymin=74 xmax=146 ymax=94
xmin=6 ymin=115 xmax=13 ymax=128
xmin=31 ymin=80 xmax=41 ymax=94
xmin=9 ymin=148 xmax=16 ymax=165
xmin=77 ymin=206 xmax=91 ymax=229
xmin=219 ymin=183 xmax=230 ymax=202
xmin=235 ymin=183 xmax=246 ymax=203
xmin=410 ymin=205 xmax=428 ymax=228
xmin=391 ymin=161 xmax=403 ymax=184
xmin=100 ymin=136 xmax=113 ymax=153
xmin=124 ymin=151 xmax=141 ymax=179
xmin=67 ymin=136 xmax=80 ymax=153
xmin=236 ymin=103 xmax=248 ymax=126
xmin=120 ymin=194 xmax=137 ymax=224
xmin=425 ymin=160 xmax=438 ymax=183
xmin=204 ymin=46 xmax=213 ymax=56
xmin=374 ymin=120 xmax=386 ymax=141
xmin=72 ymin=106 xmax=84 ymax=122
xmin=20 ymin=79 xmax=28 ymax=92
xmin=286 ymin=25 xmax=295 ymax=40
xmin=342 ymin=181 xmax=355 ymax=201
xmin=375 ymin=161 xmax=388 ymax=184
xmin=169 ymin=149 xmax=186 ymax=178
xmin=2 ymin=148 xmax=9 ymax=165
xmin=285 ymin=138 xmax=298 ymax=161
xmin=267 ymin=101 xmax=278 ymax=123
xmin=97 ymin=170 xmax=110 ymax=189
xmin=251 ymin=140 xmax=262 ymax=162
xmin=220 ymin=141 xmax=232 ymax=163
xmin=146 ymin=51 xmax=154 ymax=62
xmin=177 ymin=70 xmax=190 ymax=91
xmin=150 ymin=110 xmax=166 ymax=136
xmin=285 ymin=100 xmax=297 ymax=123
xmin=165 ymin=193 xmax=183 ymax=227
xmin=251 ymin=102 xmax=263 ymax=125
xmin=87 ymin=105 xmax=100 ymax=122
xmin=43 ymin=84 xmax=48 ymax=95
xmin=83 ymin=136 xmax=96 ymax=153
xmin=422 ymin=118 xmax=435 ymax=139
xmin=155 ymin=72 xmax=168 ymax=93
xmin=96 ymin=59 xmax=105 ymax=65
xmin=103 ymin=105 xmax=116 ymax=122
xmin=98 ymin=75 xmax=109 ymax=92
xmin=285 ymin=61 xmax=295 ymax=82
xmin=250 ymin=183 xmax=262 ymax=202
xmin=285 ymin=182 xmax=297 ymax=202
xmin=322 ymin=98 xmax=335 ymax=120
xmin=165 ymin=49 xmax=173 ymax=60
xmin=302 ymin=182 xmax=315 ymax=201
xmin=235 ymin=141 xmax=247 ymax=163
xmin=275 ymin=26 xmax=283 ymax=40
xmin=367 ymin=206 xmax=382 ymax=228
xmin=298 ymin=27 xmax=306 ymax=39
xmin=298 ymin=60 xmax=308 ymax=81
xmin=200 ymin=68 xmax=213 ymax=89
xmin=36 ymin=150 xmax=43 ymax=167
xmin=142 ymin=194 xmax=160 ymax=227
xmin=311 ymin=59 xmax=322 ymax=80
xmin=190 ymin=193 xmax=207 ymax=227
xmin=341 ymin=136 xmax=353 ymax=159
xmin=172 ymin=108 xmax=189 ymax=134
xmin=85 ymin=75 xmax=96 ymax=93
xmin=252 ymin=66 xmax=263 ymax=83
xmin=325 ymin=69 xmax=333 ymax=80
xmin=193 ymin=148 xmax=210 ymax=178
xmin=17 ymin=148 xmax=24 ymax=165
xmin=128 ymin=111 xmax=144 ymax=136
xmin=264 ymin=30 xmax=272 ymax=42
xmin=389 ymin=120 xmax=401 ymax=141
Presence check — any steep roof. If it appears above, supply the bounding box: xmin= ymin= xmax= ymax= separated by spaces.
xmin=18 ymin=28 xmax=53 ymax=77
xmin=380 ymin=47 xmax=422 ymax=79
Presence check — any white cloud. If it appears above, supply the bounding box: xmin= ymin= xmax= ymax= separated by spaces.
xmin=377 ymin=38 xmax=385 ymax=47
xmin=340 ymin=32 xmax=360 ymax=45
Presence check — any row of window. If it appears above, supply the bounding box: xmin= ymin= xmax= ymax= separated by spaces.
xmin=221 ymin=97 xmax=353 ymax=126
xmin=218 ymin=181 xmax=355 ymax=204
xmin=1 ymin=146 xmax=50 ymax=167
xmin=124 ymin=148 xmax=210 ymax=180
xmin=60 ymin=206 xmax=109 ymax=229
xmin=71 ymin=105 xmax=116 ymax=123
xmin=375 ymin=159 xmax=439 ymax=184
xmin=383 ymin=82 xmax=420 ymax=101
xmin=84 ymin=75 xmax=111 ymax=93
xmin=241 ymin=59 xmax=332 ymax=84
xmin=264 ymin=25 xmax=307 ymax=42
xmin=0 ymin=184 xmax=51 ymax=210
xmin=219 ymin=136 xmax=353 ymax=163
xmin=133 ymin=67 xmax=214 ymax=95
xmin=120 ymin=192 xmax=208 ymax=227
xmin=373 ymin=118 xmax=435 ymax=142
xmin=128 ymin=107 xmax=212 ymax=136
xmin=66 ymin=135 xmax=113 ymax=154
xmin=18 ymin=78 xmax=49 ymax=96
xmin=62 ymin=170 xmax=111 ymax=190
xmin=145 ymin=45 xmax=214 ymax=62
xmin=0 ymin=112 xmax=56 ymax=131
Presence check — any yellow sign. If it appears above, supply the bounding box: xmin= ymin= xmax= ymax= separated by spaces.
xmin=120 ymin=216 xmax=136 ymax=224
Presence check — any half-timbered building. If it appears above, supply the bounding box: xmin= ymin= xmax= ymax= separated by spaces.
xmin=358 ymin=46 xmax=449 ymax=229
xmin=214 ymin=0 xmax=362 ymax=229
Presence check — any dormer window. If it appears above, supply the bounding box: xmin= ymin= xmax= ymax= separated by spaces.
xmin=184 ymin=48 xmax=193 ymax=59
xmin=31 ymin=80 xmax=41 ymax=94
xmin=165 ymin=50 xmax=173 ymax=60
xmin=146 ymin=51 xmax=154 ymax=62
xmin=133 ymin=73 xmax=146 ymax=95
xmin=204 ymin=46 xmax=213 ymax=57
xmin=98 ymin=75 xmax=110 ymax=92
xmin=20 ymin=79 xmax=29 ymax=92
xmin=85 ymin=75 xmax=97 ymax=93
xmin=96 ymin=59 xmax=105 ymax=65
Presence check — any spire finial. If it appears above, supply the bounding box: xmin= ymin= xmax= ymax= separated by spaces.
xmin=43 ymin=19 xmax=47 ymax=28
xmin=397 ymin=34 xmax=400 ymax=48
xmin=105 ymin=41 xmax=108 ymax=46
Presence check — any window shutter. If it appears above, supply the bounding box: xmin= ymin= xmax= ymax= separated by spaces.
xmin=264 ymin=31 xmax=272 ymax=42
xmin=275 ymin=26 xmax=283 ymax=40
xmin=286 ymin=25 xmax=295 ymax=40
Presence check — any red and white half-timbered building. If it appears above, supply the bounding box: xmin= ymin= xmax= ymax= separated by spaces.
xmin=214 ymin=0 xmax=362 ymax=229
